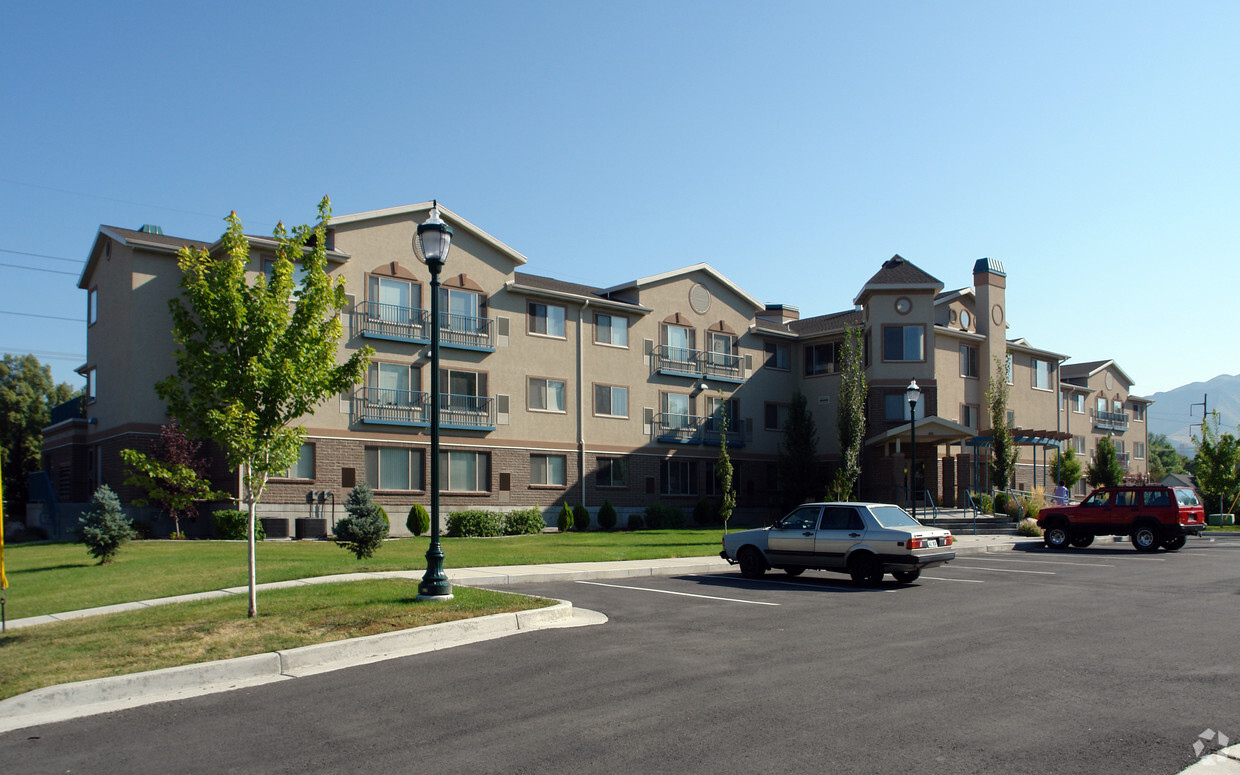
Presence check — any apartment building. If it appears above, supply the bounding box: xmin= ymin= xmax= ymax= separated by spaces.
xmin=40 ymin=201 xmax=1149 ymax=534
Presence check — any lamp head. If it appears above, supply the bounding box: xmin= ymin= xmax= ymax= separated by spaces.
xmin=905 ymin=379 xmax=921 ymax=407
xmin=414 ymin=200 xmax=454 ymax=270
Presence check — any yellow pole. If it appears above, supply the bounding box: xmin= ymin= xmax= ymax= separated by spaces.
xmin=0 ymin=455 xmax=8 ymax=592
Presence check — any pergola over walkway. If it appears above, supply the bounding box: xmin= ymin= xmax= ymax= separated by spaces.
xmin=962 ymin=429 xmax=1074 ymax=494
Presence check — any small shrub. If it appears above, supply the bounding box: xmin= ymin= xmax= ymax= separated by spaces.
xmin=1018 ymin=517 xmax=1044 ymax=537
xmin=644 ymin=502 xmax=685 ymax=530
xmin=627 ymin=513 xmax=644 ymax=530
xmin=573 ymin=504 xmax=589 ymax=531
xmin=598 ymin=500 xmax=618 ymax=531
xmin=212 ymin=509 xmax=265 ymax=541
xmin=693 ymin=497 xmax=719 ymax=526
xmin=131 ymin=520 xmax=154 ymax=540
xmin=79 ymin=485 xmax=136 ymax=564
xmin=377 ymin=504 xmax=390 ymax=528
xmin=1003 ymin=498 xmax=1022 ymax=521
xmin=1023 ymin=493 xmax=1045 ymax=521
xmin=557 ymin=503 xmax=574 ymax=532
xmin=334 ymin=483 xmax=389 ymax=560
xmin=447 ymin=509 xmax=505 ymax=538
xmin=976 ymin=493 xmax=994 ymax=513
xmin=994 ymin=492 xmax=1010 ymax=516
xmin=504 ymin=507 xmax=546 ymax=536
xmin=406 ymin=504 xmax=430 ymax=536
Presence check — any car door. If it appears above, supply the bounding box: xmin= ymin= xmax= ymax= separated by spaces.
xmin=813 ymin=506 xmax=867 ymax=569
xmin=767 ymin=505 xmax=823 ymax=566
xmin=1109 ymin=488 xmax=1139 ymax=531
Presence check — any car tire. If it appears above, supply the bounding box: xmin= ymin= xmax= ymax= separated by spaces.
xmin=782 ymin=566 xmax=805 ymax=577
xmin=1161 ymin=535 xmax=1187 ymax=551
xmin=1044 ymin=524 xmax=1070 ymax=550
xmin=1069 ymin=534 xmax=1094 ymax=548
xmin=848 ymin=553 xmax=884 ymax=587
xmin=893 ymin=569 xmax=921 ymax=584
xmin=738 ymin=546 xmax=766 ymax=579
xmin=1131 ymin=526 xmax=1160 ymax=553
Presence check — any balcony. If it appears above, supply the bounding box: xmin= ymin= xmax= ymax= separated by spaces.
xmin=1091 ymin=409 xmax=1130 ymax=432
xmin=354 ymin=303 xmax=494 ymax=352
xmin=354 ymin=388 xmax=495 ymax=430
xmin=653 ymin=414 xmax=748 ymax=447
xmin=651 ymin=346 xmax=744 ymax=383
xmin=702 ymin=417 xmax=747 ymax=448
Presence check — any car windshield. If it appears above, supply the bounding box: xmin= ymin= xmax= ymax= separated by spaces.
xmin=1175 ymin=488 xmax=1200 ymax=506
xmin=1082 ymin=491 xmax=1109 ymax=507
xmin=868 ymin=505 xmax=921 ymax=528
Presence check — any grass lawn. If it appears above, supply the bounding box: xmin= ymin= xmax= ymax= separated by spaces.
xmin=2 ymin=530 xmax=725 ymax=619
xmin=0 ymin=581 xmax=551 ymax=701
xmin=1204 ymin=525 xmax=1240 ymax=533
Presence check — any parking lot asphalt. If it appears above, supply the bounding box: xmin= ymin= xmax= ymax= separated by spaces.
xmin=3 ymin=533 xmax=1239 ymax=773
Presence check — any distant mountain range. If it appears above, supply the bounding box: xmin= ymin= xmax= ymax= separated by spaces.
xmin=1146 ymin=374 xmax=1240 ymax=454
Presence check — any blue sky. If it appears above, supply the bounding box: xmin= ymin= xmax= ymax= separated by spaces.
xmin=2 ymin=1 xmax=1236 ymax=429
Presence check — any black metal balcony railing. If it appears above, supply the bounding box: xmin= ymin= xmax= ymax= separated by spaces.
xmin=655 ymin=412 xmax=703 ymax=443
xmin=702 ymin=416 xmax=747 ymax=448
xmin=651 ymin=345 xmax=743 ymax=382
xmin=437 ymin=311 xmax=495 ymax=351
xmin=354 ymin=388 xmax=495 ymax=429
xmin=48 ymin=396 xmax=87 ymax=425
xmin=355 ymin=302 xmax=494 ymax=351
xmin=1091 ymin=409 xmax=1130 ymax=431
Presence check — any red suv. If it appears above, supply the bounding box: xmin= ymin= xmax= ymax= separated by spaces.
xmin=1037 ymin=485 xmax=1206 ymax=552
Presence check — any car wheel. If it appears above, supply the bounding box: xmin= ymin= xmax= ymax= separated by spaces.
xmin=782 ymin=566 xmax=805 ymax=577
xmin=1044 ymin=524 xmax=1070 ymax=550
xmin=893 ymin=569 xmax=921 ymax=584
xmin=1131 ymin=526 xmax=1160 ymax=553
xmin=1161 ymin=535 xmax=1187 ymax=551
xmin=848 ymin=554 xmax=884 ymax=587
xmin=738 ymin=547 xmax=766 ymax=579
xmin=1069 ymin=534 xmax=1094 ymax=548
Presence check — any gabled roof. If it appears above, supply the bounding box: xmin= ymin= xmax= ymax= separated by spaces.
xmin=507 ymin=272 xmax=651 ymax=313
xmin=600 ymin=263 xmax=764 ymax=312
xmin=788 ymin=309 xmax=863 ymax=337
xmin=853 ymin=255 xmax=944 ymax=306
xmin=80 ymin=226 xmax=211 ymax=289
xmin=330 ymin=201 xmax=528 ymax=266
xmin=1061 ymin=359 xmax=1135 ymax=387
xmin=935 ymin=287 xmax=973 ymax=305
xmin=1006 ymin=338 xmax=1068 ymax=361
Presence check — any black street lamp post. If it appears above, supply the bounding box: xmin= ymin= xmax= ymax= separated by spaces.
xmin=415 ymin=201 xmax=454 ymax=601
xmin=906 ymin=380 xmax=921 ymax=521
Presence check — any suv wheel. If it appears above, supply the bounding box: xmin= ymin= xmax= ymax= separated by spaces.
xmin=1044 ymin=525 xmax=1070 ymax=550
xmin=848 ymin=553 xmax=884 ymax=587
xmin=1070 ymin=534 xmax=1094 ymax=548
xmin=1131 ymin=526 xmax=1160 ymax=553
xmin=1161 ymin=535 xmax=1187 ymax=551
xmin=738 ymin=546 xmax=767 ymax=578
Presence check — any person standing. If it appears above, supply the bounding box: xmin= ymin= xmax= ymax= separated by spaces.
xmin=1054 ymin=481 xmax=1070 ymax=506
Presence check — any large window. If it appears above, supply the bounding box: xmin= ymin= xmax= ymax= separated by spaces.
xmin=805 ymin=341 xmax=843 ymax=375
xmin=370 ymin=361 xmax=418 ymax=403
xmin=706 ymin=332 xmax=736 ymax=365
xmin=595 ymin=313 xmax=628 ymax=347
xmin=960 ymin=344 xmax=979 ymax=378
xmin=663 ymin=324 xmax=694 ymax=361
xmin=530 ymin=454 xmax=567 ymax=487
xmin=596 ymin=457 xmax=628 ymax=488
xmin=88 ymin=288 xmax=98 ymax=326
xmin=369 ymin=276 xmax=420 ymax=319
xmin=764 ymin=402 xmax=790 ymax=431
xmin=1073 ymin=436 xmax=1086 ymax=454
xmin=960 ymin=404 xmax=978 ymax=429
xmin=885 ymin=394 xmax=925 ymax=421
xmin=365 ymin=446 xmax=425 ymax=491
xmin=528 ymin=302 xmax=566 ymax=337
xmin=440 ymin=450 xmax=488 ymax=492
xmin=284 ymin=442 xmax=315 ymax=479
xmin=882 ymin=325 xmax=924 ymax=362
xmin=529 ymin=377 xmax=567 ymax=412
xmin=764 ymin=341 xmax=790 ymax=371
xmin=1134 ymin=442 xmax=1146 ymax=459
xmin=662 ymin=393 xmax=693 ymax=428
xmin=594 ymin=384 xmax=629 ymax=417
xmin=1132 ymin=404 xmax=1146 ymax=421
xmin=660 ymin=459 xmax=698 ymax=496
xmin=1071 ymin=394 xmax=1085 ymax=414
xmin=439 ymin=287 xmax=485 ymax=333
xmin=1033 ymin=358 xmax=1052 ymax=390
xmin=262 ymin=258 xmax=310 ymax=287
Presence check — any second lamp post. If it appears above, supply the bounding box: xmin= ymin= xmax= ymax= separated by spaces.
xmin=905 ymin=380 xmax=921 ymax=521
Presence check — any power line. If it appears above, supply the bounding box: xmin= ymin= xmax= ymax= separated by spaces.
xmin=0 ymin=248 xmax=84 ymax=265
xmin=0 ymin=348 xmax=85 ymax=361
xmin=0 ymin=176 xmax=226 ymax=220
xmin=0 ymin=261 xmax=79 ymax=276
xmin=0 ymin=309 xmax=83 ymax=322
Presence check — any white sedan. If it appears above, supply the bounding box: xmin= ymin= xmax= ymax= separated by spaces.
xmin=721 ymin=502 xmax=955 ymax=586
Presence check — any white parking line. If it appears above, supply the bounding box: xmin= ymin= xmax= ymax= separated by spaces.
xmin=975 ymin=557 xmax=1114 ymax=568
xmin=688 ymin=574 xmax=897 ymax=592
xmin=920 ymin=575 xmax=985 ymax=583
xmin=575 ymin=580 xmax=780 ymax=605
xmin=947 ymin=565 xmax=1055 ymax=575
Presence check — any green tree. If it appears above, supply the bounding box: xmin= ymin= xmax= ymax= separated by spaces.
xmin=985 ymin=356 xmax=1019 ymax=492
xmin=334 ymin=483 xmax=389 ymax=560
xmin=1148 ymin=433 xmax=1188 ymax=476
xmin=155 ymin=198 xmax=372 ymax=617
xmin=1191 ymin=412 xmax=1240 ymax=515
xmin=121 ymin=422 xmax=224 ymax=537
xmin=714 ymin=390 xmax=737 ymax=532
xmin=1051 ymin=447 xmax=1083 ymax=490
xmin=779 ymin=390 xmax=819 ymax=508
xmin=79 ymin=484 xmax=136 ymax=564
xmin=829 ymin=325 xmax=867 ymax=500
xmin=0 ymin=354 xmax=78 ymax=514
xmin=1086 ymin=434 xmax=1125 ymax=488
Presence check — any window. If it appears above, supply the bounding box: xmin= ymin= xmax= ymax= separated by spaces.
xmin=364 ymin=447 xmax=425 ymax=491
xmin=1143 ymin=488 xmax=1169 ymax=506
xmin=960 ymin=404 xmax=978 ymax=429
xmin=1071 ymin=394 xmax=1085 ymax=414
xmin=1006 ymin=410 xmax=1015 ymax=426
xmin=530 ymin=454 xmax=567 ymax=487
xmin=885 ymin=394 xmax=924 ymax=421
xmin=262 ymin=258 xmax=310 ymax=287
xmin=706 ymin=332 xmax=737 ymax=369
xmin=282 ymin=442 xmax=315 ymax=479
xmin=662 ymin=393 xmax=693 ymax=428
xmin=882 ymin=325 xmax=924 ymax=362
xmin=764 ymin=341 xmax=790 ymax=370
xmin=597 ymin=457 xmax=628 ymax=488
xmin=1033 ymin=359 xmax=1052 ymax=390
xmin=1073 ymin=436 xmax=1086 ymax=454
xmin=663 ymin=324 xmax=694 ymax=361
xmin=369 ymin=276 xmax=419 ymax=317
xmin=805 ymin=341 xmax=843 ymax=375
xmin=1096 ymin=397 xmax=1108 ymax=415
xmin=88 ymin=288 xmax=98 ymax=326
xmin=1134 ymin=442 xmax=1146 ymax=459
xmin=440 ymin=450 xmax=488 ymax=492
xmin=439 ymin=287 xmax=485 ymax=333
xmin=1114 ymin=439 xmax=1126 ymax=456
xmin=1006 ymin=354 xmax=1014 ymax=385
xmin=1132 ymin=404 xmax=1146 ymax=421
xmin=528 ymin=302 xmax=566 ymax=337
xmin=594 ymin=384 xmax=628 ymax=417
xmin=87 ymin=367 xmax=97 ymax=403
xmin=595 ymin=313 xmax=628 ymax=347
xmin=705 ymin=396 xmax=739 ymax=432
xmin=660 ymin=459 xmax=698 ymax=496
xmin=764 ymin=402 xmax=790 ymax=430
xmin=369 ymin=362 xmax=419 ymax=404
xmin=959 ymin=344 xmax=979 ymax=378
xmin=529 ymin=377 xmax=567 ymax=412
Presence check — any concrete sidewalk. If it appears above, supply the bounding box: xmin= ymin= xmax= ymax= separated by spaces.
xmin=1 ymin=535 xmax=1040 ymax=733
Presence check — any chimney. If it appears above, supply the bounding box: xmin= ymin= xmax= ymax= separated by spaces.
xmin=973 ymin=257 xmax=1007 ymax=417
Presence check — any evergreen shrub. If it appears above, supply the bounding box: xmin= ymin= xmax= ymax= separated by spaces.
xmin=407 ymin=504 xmax=430 ymax=536
xmin=627 ymin=513 xmax=644 ymax=530
xmin=79 ymin=485 xmax=137 ymax=564
xmin=504 ymin=507 xmax=546 ymax=535
xmin=597 ymin=500 xmax=618 ymax=531
xmin=557 ymin=503 xmax=574 ymax=532
xmin=573 ymin=504 xmax=589 ymax=531
xmin=644 ymin=502 xmax=685 ymax=529
xmin=212 ymin=509 xmax=265 ymax=541
xmin=334 ymin=483 xmax=390 ymax=560
xmin=447 ymin=510 xmax=505 ymax=538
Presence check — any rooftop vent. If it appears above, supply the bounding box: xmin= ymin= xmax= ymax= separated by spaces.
xmin=139 ymin=224 xmax=164 ymax=235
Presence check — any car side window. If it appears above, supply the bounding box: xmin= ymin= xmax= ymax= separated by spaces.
xmin=1082 ymin=492 xmax=1110 ymax=507
xmin=818 ymin=506 xmax=853 ymax=530
xmin=1114 ymin=491 xmax=1138 ymax=507
xmin=1143 ymin=490 xmax=1170 ymax=507
xmin=778 ymin=505 xmax=822 ymax=531
xmin=847 ymin=511 xmax=865 ymax=531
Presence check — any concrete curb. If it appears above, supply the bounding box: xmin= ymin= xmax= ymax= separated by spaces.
xmin=1179 ymin=745 xmax=1240 ymax=774
xmin=0 ymin=599 xmax=592 ymax=734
